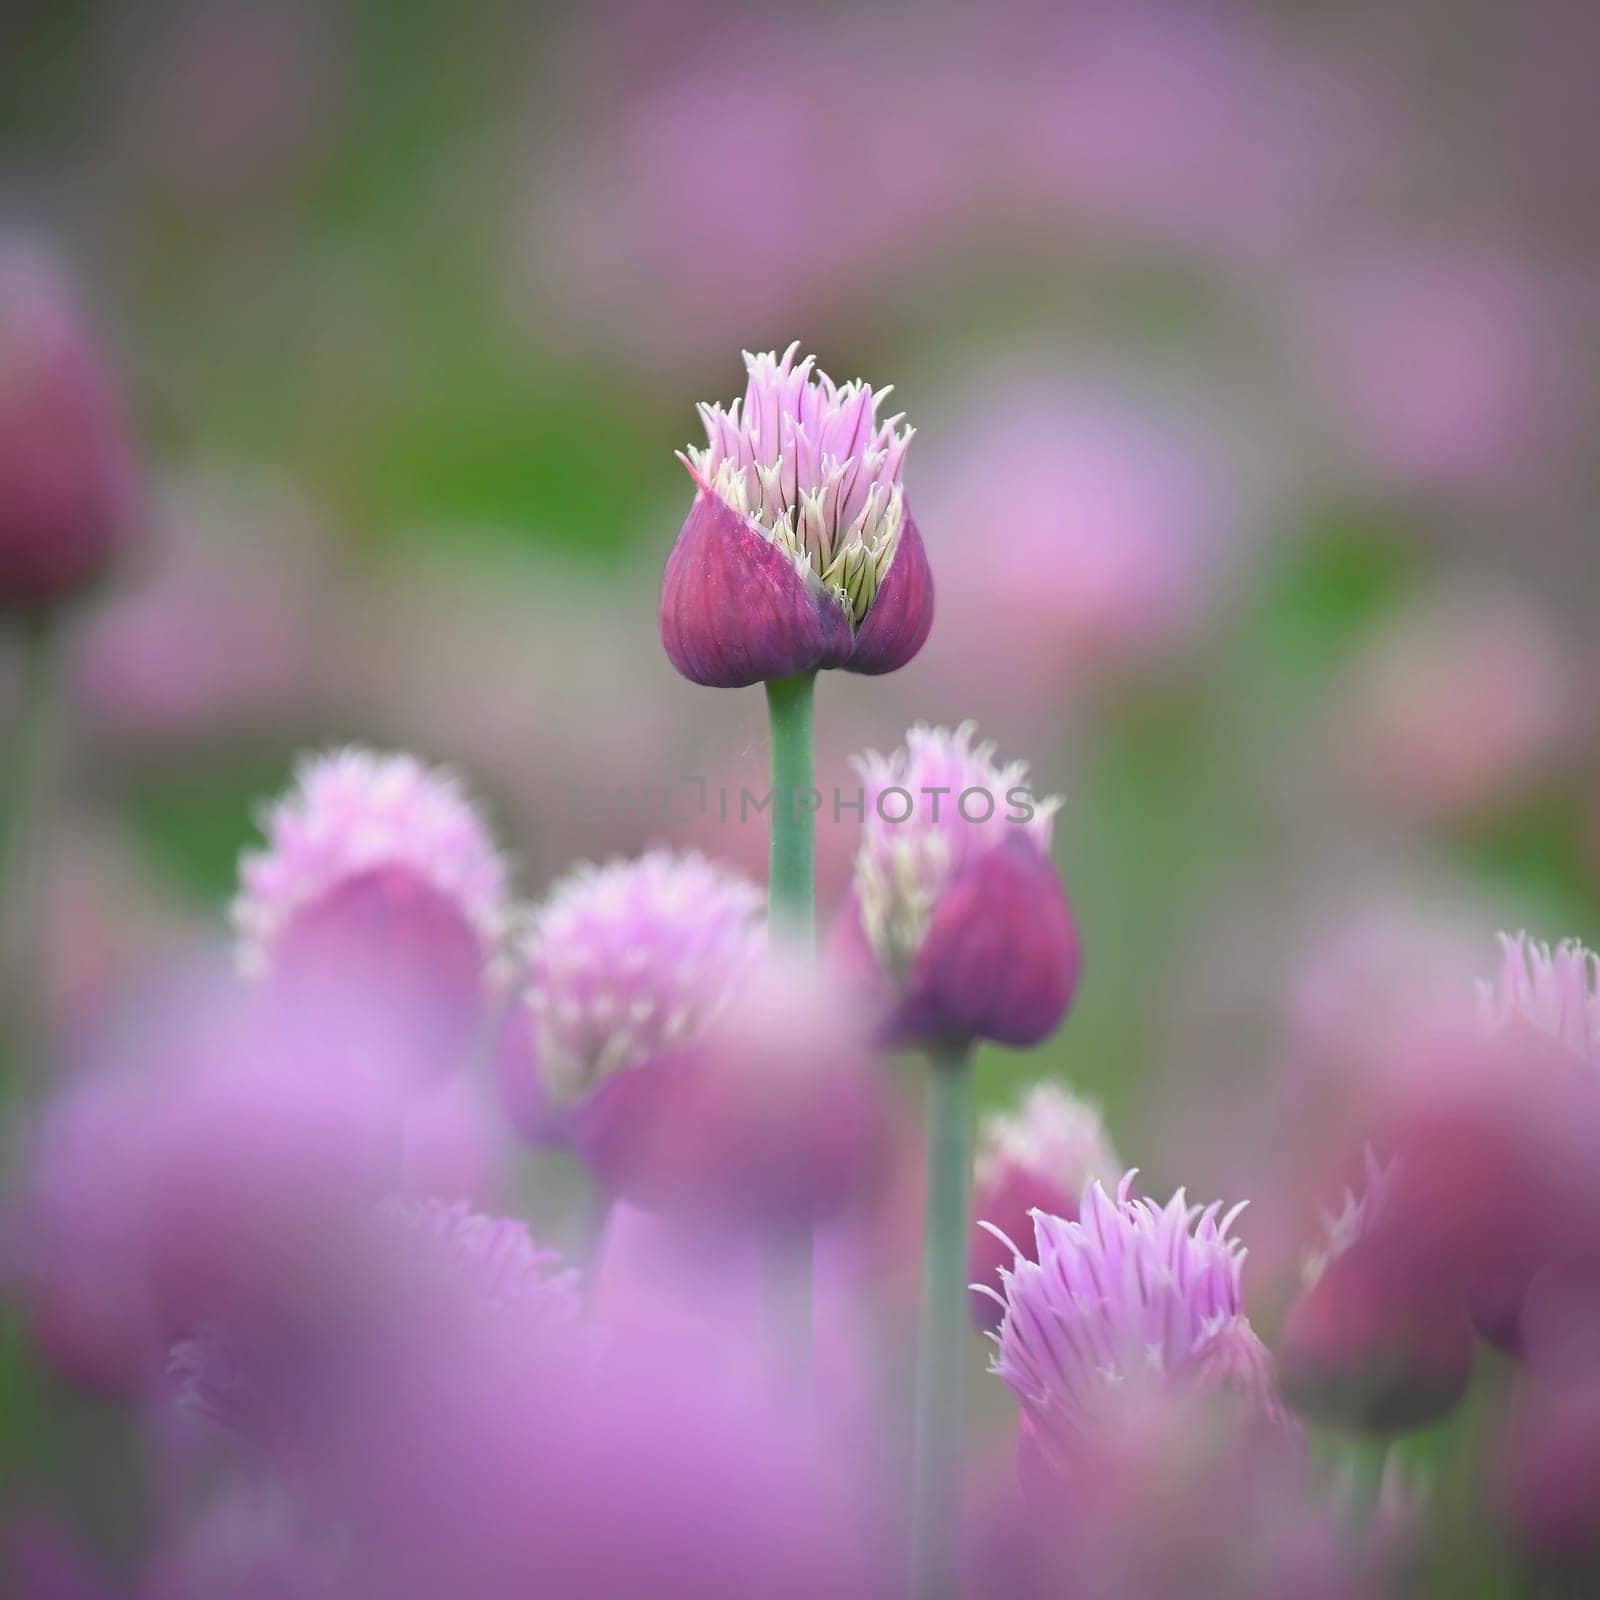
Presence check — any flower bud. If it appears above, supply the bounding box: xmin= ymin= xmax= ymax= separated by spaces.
xmin=1278 ymin=1160 xmax=1473 ymax=1433
xmin=0 ymin=243 xmax=136 ymax=612
xmin=831 ymin=722 xmax=1080 ymax=1049
xmin=500 ymin=849 xmax=763 ymax=1147
xmin=574 ymin=956 xmax=889 ymax=1229
xmin=234 ymin=749 xmax=509 ymax=1079
xmin=661 ymin=344 xmax=933 ymax=687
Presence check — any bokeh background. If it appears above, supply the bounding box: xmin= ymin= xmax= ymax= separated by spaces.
xmin=4 ymin=0 xmax=1599 ymax=1435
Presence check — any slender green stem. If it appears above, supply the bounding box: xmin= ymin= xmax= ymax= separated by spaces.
xmin=911 ymin=1041 xmax=974 ymax=1600
xmin=762 ymin=670 xmax=819 ymax=1375
xmin=3 ymin=612 xmax=62 ymax=1111
xmin=764 ymin=670 xmax=816 ymax=947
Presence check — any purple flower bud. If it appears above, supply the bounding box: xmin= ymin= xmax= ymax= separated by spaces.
xmin=0 ymin=243 xmax=137 ymax=612
xmin=572 ymin=956 xmax=890 ymax=1229
xmin=661 ymin=344 xmax=933 ymax=687
xmin=1278 ymin=1158 xmax=1473 ymax=1434
xmin=969 ymin=1085 xmax=1120 ymax=1333
xmin=234 ymin=749 xmax=510 ymax=1079
xmin=500 ymin=849 xmax=763 ymax=1146
xmin=8 ymin=964 xmax=412 ymax=1392
xmin=831 ymin=722 xmax=1080 ymax=1050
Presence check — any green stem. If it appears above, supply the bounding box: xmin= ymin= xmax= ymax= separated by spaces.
xmin=762 ymin=670 xmax=818 ymax=1375
xmin=3 ymin=613 xmax=61 ymax=1111
xmin=764 ymin=671 xmax=816 ymax=947
xmin=911 ymin=1041 xmax=974 ymax=1600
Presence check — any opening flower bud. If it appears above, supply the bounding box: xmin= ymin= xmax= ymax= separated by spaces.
xmin=831 ymin=722 xmax=1080 ymax=1049
xmin=661 ymin=344 xmax=934 ymax=687
xmin=0 ymin=243 xmax=137 ymax=613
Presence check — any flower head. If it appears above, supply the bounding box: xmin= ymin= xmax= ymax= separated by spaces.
xmin=987 ymin=1174 xmax=1266 ymax=1440
xmin=832 ymin=722 xmax=1078 ymax=1048
xmin=503 ymin=849 xmax=763 ymax=1128
xmin=1478 ymin=931 xmax=1600 ymax=1067
xmin=234 ymin=748 xmax=508 ymax=978
xmin=171 ymin=1198 xmax=579 ymax=1450
xmin=572 ymin=954 xmax=889 ymax=1228
xmin=1278 ymin=1154 xmax=1473 ymax=1434
xmin=0 ymin=241 xmax=137 ymax=612
xmin=661 ymin=344 xmax=933 ymax=687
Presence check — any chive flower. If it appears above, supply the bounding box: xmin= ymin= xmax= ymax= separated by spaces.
xmin=661 ymin=344 xmax=934 ymax=687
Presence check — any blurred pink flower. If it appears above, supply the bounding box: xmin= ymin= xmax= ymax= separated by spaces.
xmin=977 ymin=1395 xmax=1370 ymax=1600
xmin=1278 ymin=1154 xmax=1474 ymax=1433
xmin=573 ymin=955 xmax=889 ymax=1230
xmin=501 ymin=848 xmax=763 ymax=1141
xmin=0 ymin=242 xmax=137 ymax=613
xmin=514 ymin=15 xmax=984 ymax=370
xmin=1374 ymin=966 xmax=1600 ymax=1354
xmin=400 ymin=1074 xmax=514 ymax=1209
xmin=235 ymin=748 xmax=508 ymax=977
xmin=8 ymin=965 xmax=412 ymax=1391
xmin=1024 ymin=2 xmax=1378 ymax=264
xmin=299 ymin=1290 xmax=884 ymax=1598
xmin=1297 ymin=240 xmax=1589 ymax=500
xmin=75 ymin=470 xmax=330 ymax=745
xmin=913 ymin=378 xmax=1252 ymax=725
xmin=1331 ymin=580 xmax=1576 ymax=825
xmin=235 ymin=749 xmax=509 ymax=1078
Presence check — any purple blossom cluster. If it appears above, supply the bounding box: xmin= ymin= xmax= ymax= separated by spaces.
xmin=5 ymin=234 xmax=1600 ymax=1600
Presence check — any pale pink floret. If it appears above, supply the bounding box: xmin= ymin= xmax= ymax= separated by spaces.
xmin=523 ymin=850 xmax=764 ymax=1107
xmin=852 ymin=722 xmax=1059 ymax=976
xmin=1477 ymin=931 xmax=1600 ymax=1067
xmin=681 ymin=343 xmax=915 ymax=624
xmin=233 ymin=748 xmax=508 ymax=977
xmin=987 ymin=1173 xmax=1255 ymax=1436
xmin=975 ymin=1083 xmax=1119 ymax=1196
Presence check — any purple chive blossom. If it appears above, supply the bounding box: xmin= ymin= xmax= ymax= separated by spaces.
xmin=1478 ymin=931 xmax=1600 ymax=1067
xmin=1278 ymin=1153 xmax=1473 ymax=1433
xmin=986 ymin=1174 xmax=1272 ymax=1442
xmin=833 ymin=722 xmax=1079 ymax=1048
xmin=661 ymin=344 xmax=933 ymax=687
xmin=171 ymin=1198 xmax=578 ymax=1450
xmin=502 ymin=849 xmax=764 ymax=1136
xmin=0 ymin=241 xmax=138 ymax=613
xmin=969 ymin=1085 xmax=1121 ymax=1333
xmin=232 ymin=749 xmax=509 ymax=1078
xmin=234 ymin=748 xmax=509 ymax=977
